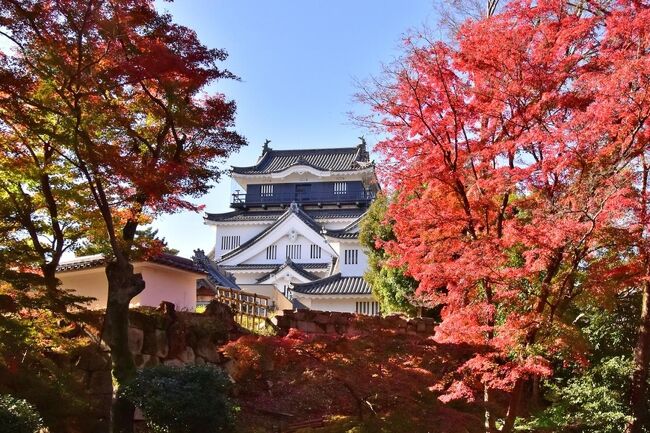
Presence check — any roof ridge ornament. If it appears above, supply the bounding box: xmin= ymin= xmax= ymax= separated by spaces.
xmin=262 ymin=139 xmax=271 ymax=154
xmin=355 ymin=136 xmax=370 ymax=164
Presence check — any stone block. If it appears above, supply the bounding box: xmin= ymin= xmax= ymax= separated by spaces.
xmin=178 ymin=347 xmax=195 ymax=364
xmin=88 ymin=371 xmax=112 ymax=395
xmin=75 ymin=350 xmax=110 ymax=371
xmin=313 ymin=313 xmax=331 ymax=325
xmin=416 ymin=321 xmax=426 ymax=333
xmin=142 ymin=328 xmax=169 ymax=358
xmin=128 ymin=327 xmax=144 ymax=354
xmin=163 ymin=359 xmax=183 ymax=367
xmin=195 ymin=338 xmax=220 ymax=363
xmin=133 ymin=354 xmax=151 ymax=369
xmin=167 ymin=322 xmax=186 ymax=359
xmin=296 ymin=320 xmax=321 ymax=334
xmin=143 ymin=355 xmax=160 ymax=368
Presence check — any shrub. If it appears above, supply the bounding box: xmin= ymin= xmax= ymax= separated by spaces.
xmin=121 ymin=364 xmax=236 ymax=433
xmin=0 ymin=394 xmax=43 ymax=433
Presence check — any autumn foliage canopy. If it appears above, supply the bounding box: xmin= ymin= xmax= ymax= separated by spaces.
xmin=359 ymin=0 xmax=650 ymax=422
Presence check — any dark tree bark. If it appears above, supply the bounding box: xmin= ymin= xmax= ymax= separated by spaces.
xmin=105 ymin=261 xmax=145 ymax=433
xmin=627 ymin=279 xmax=650 ymax=433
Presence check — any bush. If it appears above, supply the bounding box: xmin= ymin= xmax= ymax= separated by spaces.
xmin=121 ymin=364 xmax=237 ymax=433
xmin=0 ymin=394 xmax=43 ymax=433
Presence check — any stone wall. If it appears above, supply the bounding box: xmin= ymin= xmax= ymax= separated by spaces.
xmin=74 ymin=301 xmax=244 ymax=430
xmin=272 ymin=309 xmax=437 ymax=336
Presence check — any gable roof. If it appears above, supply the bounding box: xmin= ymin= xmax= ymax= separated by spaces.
xmin=231 ymin=144 xmax=372 ymax=175
xmin=192 ymin=250 xmax=240 ymax=290
xmin=256 ymin=259 xmax=322 ymax=283
xmin=57 ymin=253 xmax=206 ymax=274
xmin=291 ymin=273 xmax=372 ymax=296
xmin=218 ymin=203 xmax=323 ymax=262
xmin=323 ymin=212 xmax=367 ymax=239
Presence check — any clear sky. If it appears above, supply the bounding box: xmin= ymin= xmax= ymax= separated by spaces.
xmin=152 ymin=0 xmax=439 ymax=257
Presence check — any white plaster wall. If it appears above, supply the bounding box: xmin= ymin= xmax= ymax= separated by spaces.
xmin=337 ymin=240 xmax=368 ymax=277
xmin=135 ymin=264 xmax=198 ymax=311
xmin=240 ymin=284 xmax=293 ymax=311
xmin=293 ymin=296 xmax=376 ymax=313
xmin=246 ymin=235 xmax=334 ymax=265
xmin=58 ymin=263 xmax=199 ymax=311
xmin=58 ymin=268 xmax=109 ymax=309
xmin=213 ymin=224 xmax=266 ymax=260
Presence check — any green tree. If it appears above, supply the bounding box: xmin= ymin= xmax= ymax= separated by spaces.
xmin=522 ymin=293 xmax=647 ymax=433
xmin=122 ymin=365 xmax=237 ymax=433
xmin=0 ymin=394 xmax=43 ymax=433
xmin=359 ymin=194 xmax=418 ymax=315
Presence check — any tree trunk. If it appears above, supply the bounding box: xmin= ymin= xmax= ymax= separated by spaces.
xmin=484 ymin=386 xmax=496 ymax=433
xmin=105 ymin=261 xmax=145 ymax=433
xmin=627 ymin=280 xmax=650 ymax=433
xmin=501 ymin=380 xmax=523 ymax=433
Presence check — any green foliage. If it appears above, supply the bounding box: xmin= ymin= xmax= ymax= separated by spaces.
xmin=0 ymin=394 xmax=43 ymax=433
xmin=520 ymin=356 xmax=634 ymax=433
xmin=359 ymin=194 xmax=418 ymax=315
xmin=522 ymin=295 xmax=646 ymax=433
xmin=0 ymin=286 xmax=99 ymax=432
xmin=121 ymin=364 xmax=237 ymax=433
xmin=74 ymin=227 xmax=179 ymax=257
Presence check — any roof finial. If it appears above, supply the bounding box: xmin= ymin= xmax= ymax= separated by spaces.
xmin=262 ymin=139 xmax=271 ymax=154
xmin=358 ymin=135 xmax=366 ymax=149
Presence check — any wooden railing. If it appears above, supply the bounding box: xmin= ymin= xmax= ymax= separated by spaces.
xmin=214 ymin=287 xmax=272 ymax=330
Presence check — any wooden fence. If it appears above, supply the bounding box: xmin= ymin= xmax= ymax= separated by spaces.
xmin=214 ymin=287 xmax=271 ymax=330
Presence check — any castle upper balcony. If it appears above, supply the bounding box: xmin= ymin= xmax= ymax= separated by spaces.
xmin=231 ymin=181 xmax=375 ymax=209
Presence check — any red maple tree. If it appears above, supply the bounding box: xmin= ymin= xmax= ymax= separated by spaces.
xmin=359 ymin=0 xmax=650 ymax=431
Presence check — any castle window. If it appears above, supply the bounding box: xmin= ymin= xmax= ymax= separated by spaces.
xmin=334 ymin=182 xmax=347 ymax=195
xmin=266 ymin=245 xmax=277 ymax=260
xmin=286 ymin=244 xmax=302 ymax=260
xmin=310 ymin=245 xmax=322 ymax=259
xmin=356 ymin=301 xmax=380 ymax=316
xmin=344 ymin=249 xmax=358 ymax=265
xmin=261 ymin=184 xmax=274 ymax=197
xmin=221 ymin=235 xmax=240 ymax=251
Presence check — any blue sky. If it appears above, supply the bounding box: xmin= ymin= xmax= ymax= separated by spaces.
xmin=152 ymin=0 xmax=438 ymax=257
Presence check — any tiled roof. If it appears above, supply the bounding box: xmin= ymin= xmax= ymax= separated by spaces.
xmin=323 ymin=212 xmax=366 ymax=239
xmin=219 ymin=203 xmax=322 ymax=262
xmin=192 ymin=250 xmax=240 ymax=290
xmin=291 ymin=273 xmax=372 ymax=296
xmin=256 ymin=260 xmax=322 ymax=283
xmin=57 ymin=254 xmax=106 ymax=272
xmin=57 ymin=253 xmax=206 ymax=274
xmin=205 ymin=208 xmax=367 ymax=223
xmin=231 ymin=144 xmax=372 ymax=175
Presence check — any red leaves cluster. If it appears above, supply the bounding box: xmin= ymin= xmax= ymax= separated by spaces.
xmin=359 ymin=0 xmax=650 ymax=401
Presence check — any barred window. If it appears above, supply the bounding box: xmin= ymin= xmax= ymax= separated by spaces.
xmin=261 ymin=184 xmax=274 ymax=197
xmin=266 ymin=245 xmax=277 ymax=260
xmin=286 ymin=244 xmax=302 ymax=260
xmin=221 ymin=235 xmax=240 ymax=251
xmin=310 ymin=244 xmax=322 ymax=259
xmin=356 ymin=301 xmax=380 ymax=316
xmin=344 ymin=249 xmax=358 ymax=265
xmin=334 ymin=182 xmax=347 ymax=195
